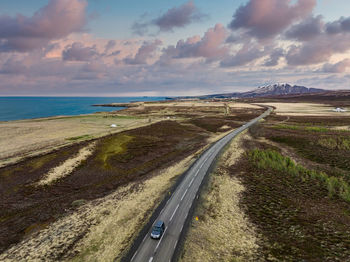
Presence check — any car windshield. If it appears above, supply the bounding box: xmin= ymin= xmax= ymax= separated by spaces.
xmin=152 ymin=226 xmax=161 ymax=233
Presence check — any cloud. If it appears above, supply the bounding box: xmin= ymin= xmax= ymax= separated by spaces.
xmin=73 ymin=61 xmax=107 ymax=80
xmin=229 ymin=0 xmax=316 ymax=39
xmin=285 ymin=15 xmax=324 ymax=41
xmin=263 ymin=48 xmax=285 ymax=67
xmin=282 ymin=14 xmax=350 ymax=66
xmin=0 ymin=57 xmax=27 ymax=74
xmin=123 ymin=39 xmax=162 ymax=65
xmin=153 ymin=1 xmax=206 ymax=31
xmin=3 ymin=0 xmax=350 ymax=96
xmin=220 ymin=44 xmax=268 ymax=67
xmin=0 ymin=0 xmax=87 ymax=52
xmin=161 ymin=24 xmax=228 ymax=63
xmin=326 ymin=16 xmax=350 ymax=34
xmin=322 ymin=59 xmax=350 ymax=73
xmin=62 ymin=42 xmax=100 ymax=61
xmin=104 ymin=40 xmax=116 ymax=53
xmin=286 ymin=34 xmax=350 ymax=66
xmin=132 ymin=1 xmax=207 ymax=35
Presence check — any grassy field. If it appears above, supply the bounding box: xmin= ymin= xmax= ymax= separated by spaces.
xmin=5 ymin=99 xmax=347 ymax=261
xmin=180 ymin=132 xmax=261 ymax=262
xmin=0 ymin=120 xmax=208 ymax=254
xmin=237 ymin=111 xmax=350 ymax=261
xmin=0 ymin=100 xmax=263 ymax=260
xmin=259 ymin=102 xmax=350 ymax=116
xmin=0 ymin=114 xmax=148 ymax=167
xmin=0 ymin=101 xmax=262 ymax=168
xmin=180 ymin=100 xmax=350 ymax=262
xmin=0 ymin=151 xmax=200 ymax=262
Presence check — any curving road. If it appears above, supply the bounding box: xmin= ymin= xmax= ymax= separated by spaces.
xmin=130 ymin=107 xmax=272 ymax=262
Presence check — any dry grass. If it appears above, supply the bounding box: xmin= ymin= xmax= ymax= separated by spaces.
xmin=37 ymin=142 xmax=97 ymax=186
xmin=259 ymin=102 xmax=350 ymax=116
xmin=0 ymin=117 xmax=244 ymax=261
xmin=219 ymin=125 xmax=231 ymax=130
xmin=180 ymin=132 xmax=260 ymax=262
xmin=205 ymin=129 xmax=236 ymax=145
xmin=145 ymin=101 xmax=260 ymax=109
xmin=0 ymin=114 xmax=153 ymax=168
xmin=0 ymin=147 xmax=200 ymax=262
xmin=0 ymin=101 xmax=258 ymax=168
xmin=332 ymin=125 xmax=350 ymax=131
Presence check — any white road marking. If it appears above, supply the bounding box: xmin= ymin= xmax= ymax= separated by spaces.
xmin=155 ymin=227 xmax=167 ymax=252
xmin=181 ymin=188 xmax=188 ymax=201
xmin=170 ymin=204 xmax=179 ymax=221
xmin=128 ymin=110 xmax=271 ymax=262
xmin=195 ymin=169 xmax=200 ymax=177
xmin=188 ymin=177 xmax=195 ymax=187
xmin=142 ymin=235 xmax=147 ymax=243
xmin=131 ymin=250 xmax=138 ymax=261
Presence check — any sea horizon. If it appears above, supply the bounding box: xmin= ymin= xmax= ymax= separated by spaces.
xmin=0 ymin=96 xmax=167 ymax=122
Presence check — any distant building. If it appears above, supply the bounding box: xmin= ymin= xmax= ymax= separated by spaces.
xmin=332 ymin=108 xmax=347 ymax=112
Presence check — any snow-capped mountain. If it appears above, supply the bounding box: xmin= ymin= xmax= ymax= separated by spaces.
xmin=192 ymin=83 xmax=325 ymax=99
xmin=242 ymin=83 xmax=324 ymax=97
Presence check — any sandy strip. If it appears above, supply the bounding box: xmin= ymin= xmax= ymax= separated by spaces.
xmin=37 ymin=142 xmax=96 ymax=186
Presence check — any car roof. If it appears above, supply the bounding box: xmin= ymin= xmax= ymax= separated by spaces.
xmin=155 ymin=220 xmax=164 ymax=227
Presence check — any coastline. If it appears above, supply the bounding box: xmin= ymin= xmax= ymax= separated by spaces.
xmin=0 ymin=96 xmax=166 ymax=122
xmin=0 ymin=109 xmax=154 ymax=168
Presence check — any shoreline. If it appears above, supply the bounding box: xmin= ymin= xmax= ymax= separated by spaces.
xmin=0 ymin=110 xmax=122 ymax=123
xmin=92 ymin=103 xmax=138 ymax=108
xmin=0 ymin=97 xmax=167 ymax=122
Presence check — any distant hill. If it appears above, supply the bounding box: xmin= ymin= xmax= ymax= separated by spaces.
xmin=184 ymin=83 xmax=326 ymax=99
xmin=241 ymin=83 xmax=325 ymax=98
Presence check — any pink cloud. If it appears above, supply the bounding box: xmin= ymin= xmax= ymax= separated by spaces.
xmin=122 ymin=40 xmax=162 ymax=65
xmin=285 ymin=15 xmax=324 ymax=41
xmin=0 ymin=0 xmax=87 ymax=52
xmin=220 ymin=43 xmax=269 ymax=67
xmin=286 ymin=34 xmax=350 ymax=66
xmin=322 ymin=59 xmax=350 ymax=73
xmin=132 ymin=1 xmax=207 ymax=35
xmin=162 ymin=24 xmax=228 ymax=62
xmin=153 ymin=1 xmax=206 ymax=32
xmin=229 ymin=0 xmax=316 ymax=39
xmin=62 ymin=42 xmax=100 ymax=61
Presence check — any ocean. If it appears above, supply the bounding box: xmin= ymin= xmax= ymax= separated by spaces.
xmin=0 ymin=97 xmax=166 ymax=121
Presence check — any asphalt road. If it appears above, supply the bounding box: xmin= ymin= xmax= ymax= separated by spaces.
xmin=131 ymin=107 xmax=272 ymax=262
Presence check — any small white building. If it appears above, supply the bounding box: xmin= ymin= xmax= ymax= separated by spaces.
xmin=333 ymin=108 xmax=347 ymax=112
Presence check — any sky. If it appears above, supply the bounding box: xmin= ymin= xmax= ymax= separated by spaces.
xmin=0 ymin=0 xmax=350 ymax=96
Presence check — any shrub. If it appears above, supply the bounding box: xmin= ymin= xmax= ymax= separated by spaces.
xmin=326 ymin=177 xmax=340 ymax=198
xmin=248 ymin=149 xmax=350 ymax=203
xmin=318 ymin=137 xmax=350 ymax=150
